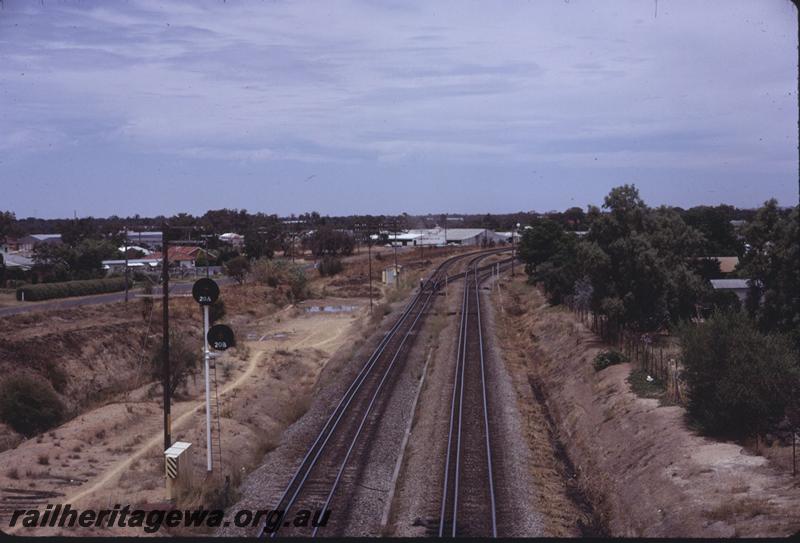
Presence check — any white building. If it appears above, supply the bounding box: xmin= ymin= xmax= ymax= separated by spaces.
xmin=18 ymin=234 xmax=62 ymax=253
xmin=710 ymin=278 xmax=751 ymax=303
xmin=219 ymin=232 xmax=244 ymax=248
xmin=118 ymin=245 xmax=152 ymax=256
xmin=102 ymin=259 xmax=160 ymax=274
xmin=2 ymin=251 xmax=33 ymax=270
xmin=376 ymin=227 xmax=506 ymax=247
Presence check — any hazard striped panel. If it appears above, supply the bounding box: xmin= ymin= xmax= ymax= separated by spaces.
xmin=166 ymin=456 xmax=178 ymax=479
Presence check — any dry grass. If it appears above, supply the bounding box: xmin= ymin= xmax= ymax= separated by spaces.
xmin=704 ymin=497 xmax=775 ymax=521
xmin=492 ymin=276 xmax=609 ymax=536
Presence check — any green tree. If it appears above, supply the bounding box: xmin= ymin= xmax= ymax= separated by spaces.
xmin=151 ymin=331 xmax=201 ymax=396
xmin=0 ymin=211 xmax=17 ymax=243
xmin=244 ymin=224 xmax=279 ymax=260
xmin=682 ymin=204 xmax=741 ymax=255
xmin=679 ymin=310 xmax=800 ymax=438
xmin=0 ymin=374 xmax=66 ymax=436
xmin=59 ymin=217 xmax=100 ymax=246
xmin=739 ymin=202 xmax=799 ymax=347
xmin=224 ymin=255 xmax=251 ymax=285
xmin=518 ymin=218 xmax=569 ymax=273
xmin=306 ymin=226 xmax=354 ymax=257
xmin=33 ymin=238 xmax=118 ymax=281
xmin=577 ymin=185 xmax=708 ymax=331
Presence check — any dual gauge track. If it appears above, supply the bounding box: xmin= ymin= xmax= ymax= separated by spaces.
xmin=259 ymin=248 xmax=514 ymax=538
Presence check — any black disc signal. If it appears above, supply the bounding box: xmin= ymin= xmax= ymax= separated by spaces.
xmin=192 ymin=278 xmax=220 ymax=306
xmin=207 ymin=324 xmax=234 ymax=351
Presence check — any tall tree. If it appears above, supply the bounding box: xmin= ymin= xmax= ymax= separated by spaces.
xmin=740 ymin=201 xmax=800 ymax=347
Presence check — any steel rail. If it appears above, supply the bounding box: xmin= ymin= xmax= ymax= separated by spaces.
xmin=438 ymin=253 xmax=473 ymax=536
xmin=261 ymin=248 xmax=495 ymax=538
xmin=263 ymin=284 xmax=426 ymax=538
xmin=311 ymin=282 xmax=440 ymax=536
xmin=474 ymin=259 xmax=498 ymax=537
xmin=443 ymin=254 xmax=513 ymax=285
xmin=439 ymin=252 xmax=504 ymax=537
xmin=439 ymin=251 xmax=495 ymax=536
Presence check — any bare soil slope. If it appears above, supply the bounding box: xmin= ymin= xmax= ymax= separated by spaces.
xmin=495 ymin=276 xmax=800 ymax=538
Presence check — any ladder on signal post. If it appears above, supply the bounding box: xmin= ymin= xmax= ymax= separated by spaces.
xmin=208 ymin=358 xmax=223 ymax=472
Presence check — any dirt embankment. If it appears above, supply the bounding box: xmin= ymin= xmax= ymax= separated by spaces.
xmin=0 ymin=295 xmax=367 ymax=536
xmin=0 ymin=284 xmax=281 ymax=450
xmin=494 ymin=276 xmax=800 ymax=537
xmin=0 ymin=304 xmax=168 ymax=451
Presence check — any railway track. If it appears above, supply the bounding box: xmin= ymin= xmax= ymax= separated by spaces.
xmin=438 ymin=252 xmax=510 ymax=538
xmin=260 ymin=248 xmax=510 ymax=538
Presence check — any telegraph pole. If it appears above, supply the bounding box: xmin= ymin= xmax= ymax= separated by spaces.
xmin=124 ymin=226 xmax=129 ymax=303
xmin=355 ymin=222 xmax=374 ymax=313
xmin=161 ymin=224 xmax=171 ymax=452
xmin=368 ymin=232 xmax=373 ymax=312
xmin=392 ymin=218 xmax=399 ymax=288
xmin=512 ymin=222 xmax=520 ymax=277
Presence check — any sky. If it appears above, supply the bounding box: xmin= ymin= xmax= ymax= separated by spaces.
xmin=0 ymin=0 xmax=797 ymax=219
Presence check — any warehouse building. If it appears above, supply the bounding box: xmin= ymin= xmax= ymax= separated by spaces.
xmin=125 ymin=231 xmax=163 ymax=249
xmin=18 ymin=234 xmax=62 ymax=253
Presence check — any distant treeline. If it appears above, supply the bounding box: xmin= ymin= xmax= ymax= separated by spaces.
xmin=2 ymin=204 xmax=765 ymax=240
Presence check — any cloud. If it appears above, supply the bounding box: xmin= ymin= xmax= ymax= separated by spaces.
xmin=0 ymin=0 xmax=795 ymax=216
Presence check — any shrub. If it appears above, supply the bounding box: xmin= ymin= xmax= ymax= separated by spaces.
xmin=287 ymin=266 xmax=309 ymax=302
xmin=150 ymin=331 xmax=200 ymax=396
xmin=592 ymin=349 xmax=627 ymax=371
xmin=318 ymin=256 xmax=343 ymax=277
xmin=0 ymin=375 xmax=66 ymax=436
xmin=224 ymin=256 xmax=250 ymax=285
xmin=252 ymin=259 xmax=309 ymax=302
xmin=16 ymin=277 xmax=130 ymax=302
xmin=679 ymin=310 xmax=800 ymax=438
xmin=252 ymin=259 xmax=282 ymax=287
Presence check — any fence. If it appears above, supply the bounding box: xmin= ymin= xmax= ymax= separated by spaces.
xmin=567 ymin=301 xmax=686 ymax=404
xmin=566 ymin=297 xmax=798 ymax=475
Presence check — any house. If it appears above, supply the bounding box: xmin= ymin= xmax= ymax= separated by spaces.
xmin=691 ymin=256 xmax=740 ymax=279
xmin=707 ymin=256 xmax=739 ymax=275
xmin=2 ymin=251 xmax=33 ymax=271
xmin=219 ymin=232 xmax=244 ymax=248
xmin=149 ymin=246 xmax=209 ymax=269
xmin=710 ymin=278 xmax=752 ymax=303
xmin=18 ymin=234 xmax=62 ymax=253
xmin=3 ymin=237 xmax=20 ymax=251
